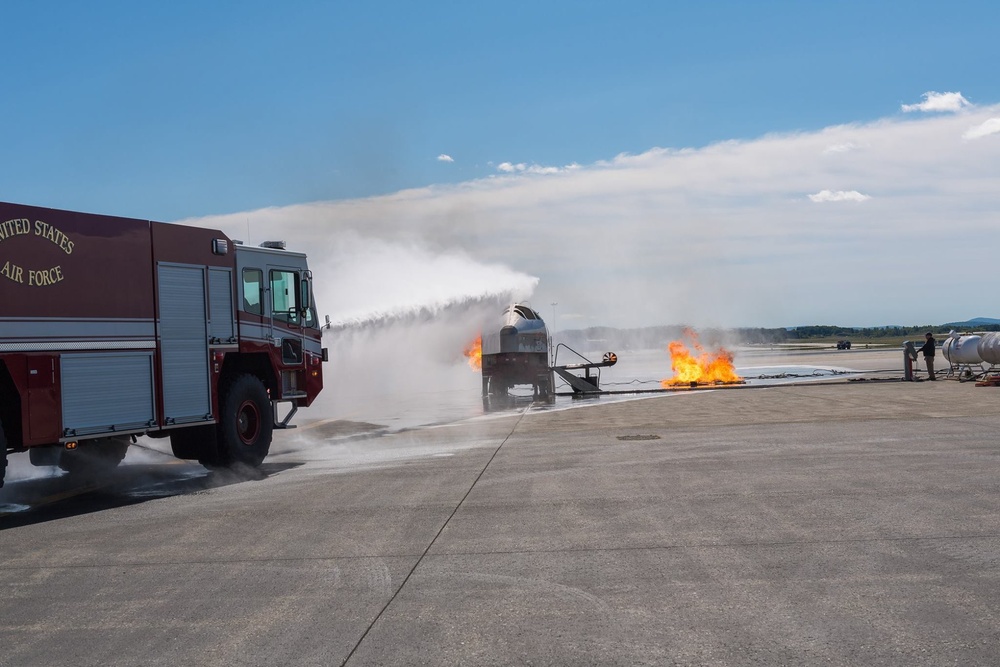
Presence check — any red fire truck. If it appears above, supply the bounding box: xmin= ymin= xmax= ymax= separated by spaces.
xmin=0 ymin=202 xmax=326 ymax=486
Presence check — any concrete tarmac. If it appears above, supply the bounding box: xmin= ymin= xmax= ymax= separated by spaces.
xmin=3 ymin=357 xmax=1000 ymax=665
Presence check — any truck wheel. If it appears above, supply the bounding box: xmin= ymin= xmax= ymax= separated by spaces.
xmin=216 ymin=374 xmax=273 ymax=467
xmin=59 ymin=437 xmax=129 ymax=477
xmin=29 ymin=446 xmax=61 ymax=467
xmin=488 ymin=376 xmax=508 ymax=397
xmin=171 ymin=424 xmax=216 ymax=460
xmin=0 ymin=419 xmax=7 ymax=489
xmin=535 ymin=376 xmax=552 ymax=402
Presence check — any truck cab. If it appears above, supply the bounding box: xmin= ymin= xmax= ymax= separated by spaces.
xmin=234 ymin=242 xmax=324 ymax=417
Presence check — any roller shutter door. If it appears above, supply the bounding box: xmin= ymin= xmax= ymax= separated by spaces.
xmin=158 ymin=264 xmax=211 ymax=423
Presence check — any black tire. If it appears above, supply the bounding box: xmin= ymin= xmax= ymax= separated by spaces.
xmin=488 ymin=375 xmax=509 ymax=397
xmin=59 ymin=437 xmax=129 ymax=477
xmin=29 ymin=446 xmax=61 ymax=467
xmin=215 ymin=374 xmax=273 ymax=468
xmin=535 ymin=376 xmax=553 ymax=402
xmin=171 ymin=424 xmax=216 ymax=460
xmin=0 ymin=419 xmax=7 ymax=489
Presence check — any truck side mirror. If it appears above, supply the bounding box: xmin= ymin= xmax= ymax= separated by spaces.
xmin=299 ymin=279 xmax=311 ymax=316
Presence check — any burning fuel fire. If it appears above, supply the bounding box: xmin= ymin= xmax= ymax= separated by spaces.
xmin=464 ymin=335 xmax=482 ymax=370
xmin=662 ymin=330 xmax=742 ymax=386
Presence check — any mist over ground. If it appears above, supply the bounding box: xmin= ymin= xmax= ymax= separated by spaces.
xmin=311 ymin=297 xmax=514 ymax=429
xmin=176 ymin=99 xmax=1000 ymax=425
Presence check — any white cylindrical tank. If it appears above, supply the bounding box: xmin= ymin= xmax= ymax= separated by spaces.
xmin=977 ymin=332 xmax=1000 ymax=365
xmin=942 ymin=335 xmax=983 ymax=365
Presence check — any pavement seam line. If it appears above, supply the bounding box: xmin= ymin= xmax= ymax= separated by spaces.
xmin=339 ymin=402 xmax=532 ymax=667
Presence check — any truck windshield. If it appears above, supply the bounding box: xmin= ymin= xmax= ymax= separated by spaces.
xmin=269 ymin=269 xmax=316 ymax=326
xmin=270 ymin=270 xmax=298 ymax=323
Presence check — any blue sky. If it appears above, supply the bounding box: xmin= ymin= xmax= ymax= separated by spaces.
xmin=3 ymin=1 xmax=998 ymax=219
xmin=4 ymin=2 xmax=1000 ymax=328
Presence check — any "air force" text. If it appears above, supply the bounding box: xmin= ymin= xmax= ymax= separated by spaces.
xmin=0 ymin=218 xmax=75 ymax=286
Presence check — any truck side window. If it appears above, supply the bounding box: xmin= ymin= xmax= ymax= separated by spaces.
xmin=242 ymin=268 xmax=263 ymax=315
xmin=270 ymin=270 xmax=298 ymax=323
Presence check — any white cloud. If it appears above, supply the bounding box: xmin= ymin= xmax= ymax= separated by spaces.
xmin=823 ymin=142 xmax=860 ymax=154
xmin=181 ymin=103 xmax=1000 ymax=329
xmin=436 ymin=154 xmax=454 ymax=162
xmin=963 ymin=118 xmax=1000 ymax=140
xmin=807 ymin=189 xmax=871 ymax=203
xmin=901 ymin=91 xmax=971 ymax=113
xmin=496 ymin=161 xmax=577 ymax=175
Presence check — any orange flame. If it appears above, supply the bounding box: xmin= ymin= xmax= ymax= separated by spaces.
xmin=662 ymin=330 xmax=741 ymax=386
xmin=464 ymin=335 xmax=482 ymax=370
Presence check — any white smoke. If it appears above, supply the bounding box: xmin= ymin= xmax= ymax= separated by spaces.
xmin=182 ymin=102 xmax=1000 ymax=329
xmin=311 ymin=298 xmax=501 ymax=429
xmin=305 ymin=232 xmax=536 ymax=425
xmin=179 ymin=207 xmax=538 ymax=426
xmin=170 ymin=98 xmax=1000 ymax=427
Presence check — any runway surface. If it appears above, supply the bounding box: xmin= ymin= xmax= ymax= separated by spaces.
xmin=3 ymin=348 xmax=999 ymax=665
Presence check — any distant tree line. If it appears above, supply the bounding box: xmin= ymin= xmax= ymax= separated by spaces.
xmin=554 ymin=322 xmax=1000 ymax=352
xmin=786 ymin=324 xmax=1000 ymax=339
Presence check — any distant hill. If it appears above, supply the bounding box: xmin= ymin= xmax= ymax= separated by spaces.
xmin=943 ymin=317 xmax=1000 ymax=328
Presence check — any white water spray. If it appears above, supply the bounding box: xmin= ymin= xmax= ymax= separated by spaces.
xmin=313 ymin=231 xmax=538 ymax=328
xmin=184 ymin=198 xmax=546 ymax=430
xmin=205 ymin=217 xmax=540 ymax=427
xmin=309 ymin=235 xmax=536 ymax=427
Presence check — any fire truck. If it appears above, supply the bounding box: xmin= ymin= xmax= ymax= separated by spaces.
xmin=0 ymin=202 xmax=326 ymax=486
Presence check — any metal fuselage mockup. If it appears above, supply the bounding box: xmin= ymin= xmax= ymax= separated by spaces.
xmin=481 ymin=304 xmax=553 ymax=400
